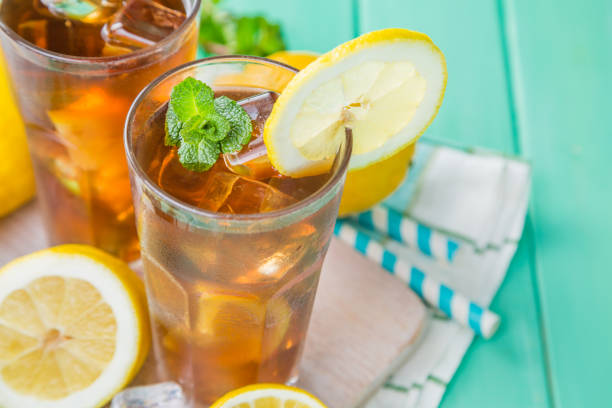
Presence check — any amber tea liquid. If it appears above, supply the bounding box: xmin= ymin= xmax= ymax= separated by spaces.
xmin=0 ymin=0 xmax=200 ymax=261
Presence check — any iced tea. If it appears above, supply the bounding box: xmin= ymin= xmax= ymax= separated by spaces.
xmin=0 ymin=0 xmax=201 ymax=260
xmin=125 ymin=57 xmax=351 ymax=405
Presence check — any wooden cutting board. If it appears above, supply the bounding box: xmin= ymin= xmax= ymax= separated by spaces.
xmin=0 ymin=201 xmax=427 ymax=408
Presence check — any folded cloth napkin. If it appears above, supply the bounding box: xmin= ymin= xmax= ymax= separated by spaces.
xmin=355 ymin=141 xmax=531 ymax=408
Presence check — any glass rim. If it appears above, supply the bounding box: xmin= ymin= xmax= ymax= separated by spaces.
xmin=124 ymin=55 xmax=353 ymax=224
xmin=0 ymin=0 xmax=201 ymax=67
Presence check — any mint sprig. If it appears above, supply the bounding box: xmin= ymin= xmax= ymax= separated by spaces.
xmin=165 ymin=77 xmax=253 ymax=171
xmin=199 ymin=0 xmax=286 ymax=57
xmin=214 ymin=96 xmax=253 ymax=153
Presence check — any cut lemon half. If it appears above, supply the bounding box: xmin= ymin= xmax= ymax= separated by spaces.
xmin=0 ymin=245 xmax=149 ymax=408
xmin=264 ymin=28 xmax=446 ymax=177
xmin=210 ymin=384 xmax=327 ymax=408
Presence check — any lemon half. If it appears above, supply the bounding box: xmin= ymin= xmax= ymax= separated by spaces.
xmin=210 ymin=384 xmax=327 ymax=408
xmin=0 ymin=245 xmax=149 ymax=408
xmin=264 ymin=28 xmax=446 ymax=177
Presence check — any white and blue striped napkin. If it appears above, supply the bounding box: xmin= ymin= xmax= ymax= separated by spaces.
xmin=340 ymin=141 xmax=530 ymax=408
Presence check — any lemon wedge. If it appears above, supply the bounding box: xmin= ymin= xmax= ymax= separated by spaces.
xmin=0 ymin=245 xmax=149 ymax=408
xmin=210 ymin=384 xmax=327 ymax=408
xmin=264 ymin=28 xmax=446 ymax=177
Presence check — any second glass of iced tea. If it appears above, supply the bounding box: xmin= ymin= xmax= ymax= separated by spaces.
xmin=125 ymin=57 xmax=352 ymax=405
xmin=0 ymin=0 xmax=201 ymax=261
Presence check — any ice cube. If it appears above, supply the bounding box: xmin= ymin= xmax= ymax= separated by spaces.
xmin=155 ymin=148 xmax=214 ymax=207
xmin=111 ymin=382 xmax=187 ymax=408
xmin=16 ymin=20 xmax=48 ymax=49
xmin=268 ymin=173 xmax=331 ymax=201
xmin=256 ymin=245 xmax=307 ymax=278
xmin=196 ymin=170 xmax=240 ymax=212
xmin=225 ymin=177 xmax=297 ymax=213
xmin=101 ymin=0 xmax=186 ymax=49
xmin=259 ymin=182 xmax=298 ymax=212
xmin=35 ymin=0 xmax=121 ymax=23
xmin=232 ymin=241 xmax=309 ymax=285
xmin=238 ymin=91 xmax=279 ymax=134
xmin=142 ymin=254 xmax=190 ymax=330
xmin=223 ymin=136 xmax=279 ymax=180
xmin=223 ymin=92 xmax=281 ymax=180
xmin=102 ymin=42 xmax=133 ymax=56
xmin=17 ymin=14 xmax=104 ymax=56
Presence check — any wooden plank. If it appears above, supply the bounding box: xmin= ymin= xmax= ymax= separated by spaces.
xmin=223 ymin=0 xmax=355 ymax=53
xmin=0 ymin=201 xmax=46 ymax=262
xmin=357 ymin=1 xmax=551 ymax=407
xmin=444 ymin=222 xmax=550 ymax=407
xmin=0 ymin=203 xmax=427 ymax=408
xmin=501 ymin=0 xmax=612 ymax=406
xmin=358 ymin=0 xmax=517 ymax=153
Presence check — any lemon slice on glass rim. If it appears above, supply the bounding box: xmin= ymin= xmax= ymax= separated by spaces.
xmin=0 ymin=245 xmax=149 ymax=408
xmin=263 ymin=28 xmax=446 ymax=177
xmin=210 ymin=383 xmax=327 ymax=408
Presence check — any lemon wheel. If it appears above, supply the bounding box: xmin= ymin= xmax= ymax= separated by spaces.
xmin=210 ymin=384 xmax=327 ymax=408
xmin=264 ymin=28 xmax=446 ymax=182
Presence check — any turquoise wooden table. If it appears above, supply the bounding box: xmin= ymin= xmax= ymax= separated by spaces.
xmin=221 ymin=0 xmax=612 ymax=406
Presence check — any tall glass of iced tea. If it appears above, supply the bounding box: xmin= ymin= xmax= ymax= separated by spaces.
xmin=125 ymin=56 xmax=352 ymax=405
xmin=0 ymin=0 xmax=201 ymax=261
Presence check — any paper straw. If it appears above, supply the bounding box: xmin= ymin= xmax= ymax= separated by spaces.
xmin=351 ymin=205 xmax=461 ymax=263
xmin=334 ymin=219 xmax=500 ymax=339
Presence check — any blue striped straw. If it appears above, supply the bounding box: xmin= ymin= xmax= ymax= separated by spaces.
xmin=334 ymin=219 xmax=500 ymax=339
xmin=352 ymin=205 xmax=461 ymax=263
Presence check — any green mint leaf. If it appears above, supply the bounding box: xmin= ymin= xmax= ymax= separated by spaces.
xmin=235 ymin=16 xmax=285 ymax=56
xmin=199 ymin=4 xmax=233 ymax=53
xmin=214 ymin=96 xmax=253 ymax=153
xmin=178 ymin=114 xmax=206 ymax=143
xmin=177 ymin=138 xmax=220 ymax=172
xmin=199 ymin=0 xmax=286 ymax=57
xmin=202 ymin=112 xmax=231 ymax=142
xmin=165 ymin=104 xmax=182 ymax=146
xmin=165 ymin=76 xmax=254 ymax=172
xmin=169 ymin=77 xmax=215 ymax=122
xmin=179 ymin=112 xmax=231 ymax=145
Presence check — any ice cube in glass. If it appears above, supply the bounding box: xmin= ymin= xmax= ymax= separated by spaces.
xmin=223 ymin=92 xmax=280 ymax=180
xmin=102 ymin=0 xmax=186 ymax=49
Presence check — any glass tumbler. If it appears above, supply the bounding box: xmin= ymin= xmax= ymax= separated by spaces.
xmin=0 ymin=0 xmax=201 ymax=261
xmin=124 ymin=56 xmax=352 ymax=405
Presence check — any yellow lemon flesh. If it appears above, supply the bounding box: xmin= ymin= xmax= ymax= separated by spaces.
xmin=210 ymin=384 xmax=327 ymax=408
xmin=0 ymin=48 xmax=35 ymax=217
xmin=0 ymin=245 xmax=149 ymax=408
xmin=263 ymin=28 xmax=446 ymax=182
xmin=267 ymin=50 xmax=420 ymax=215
